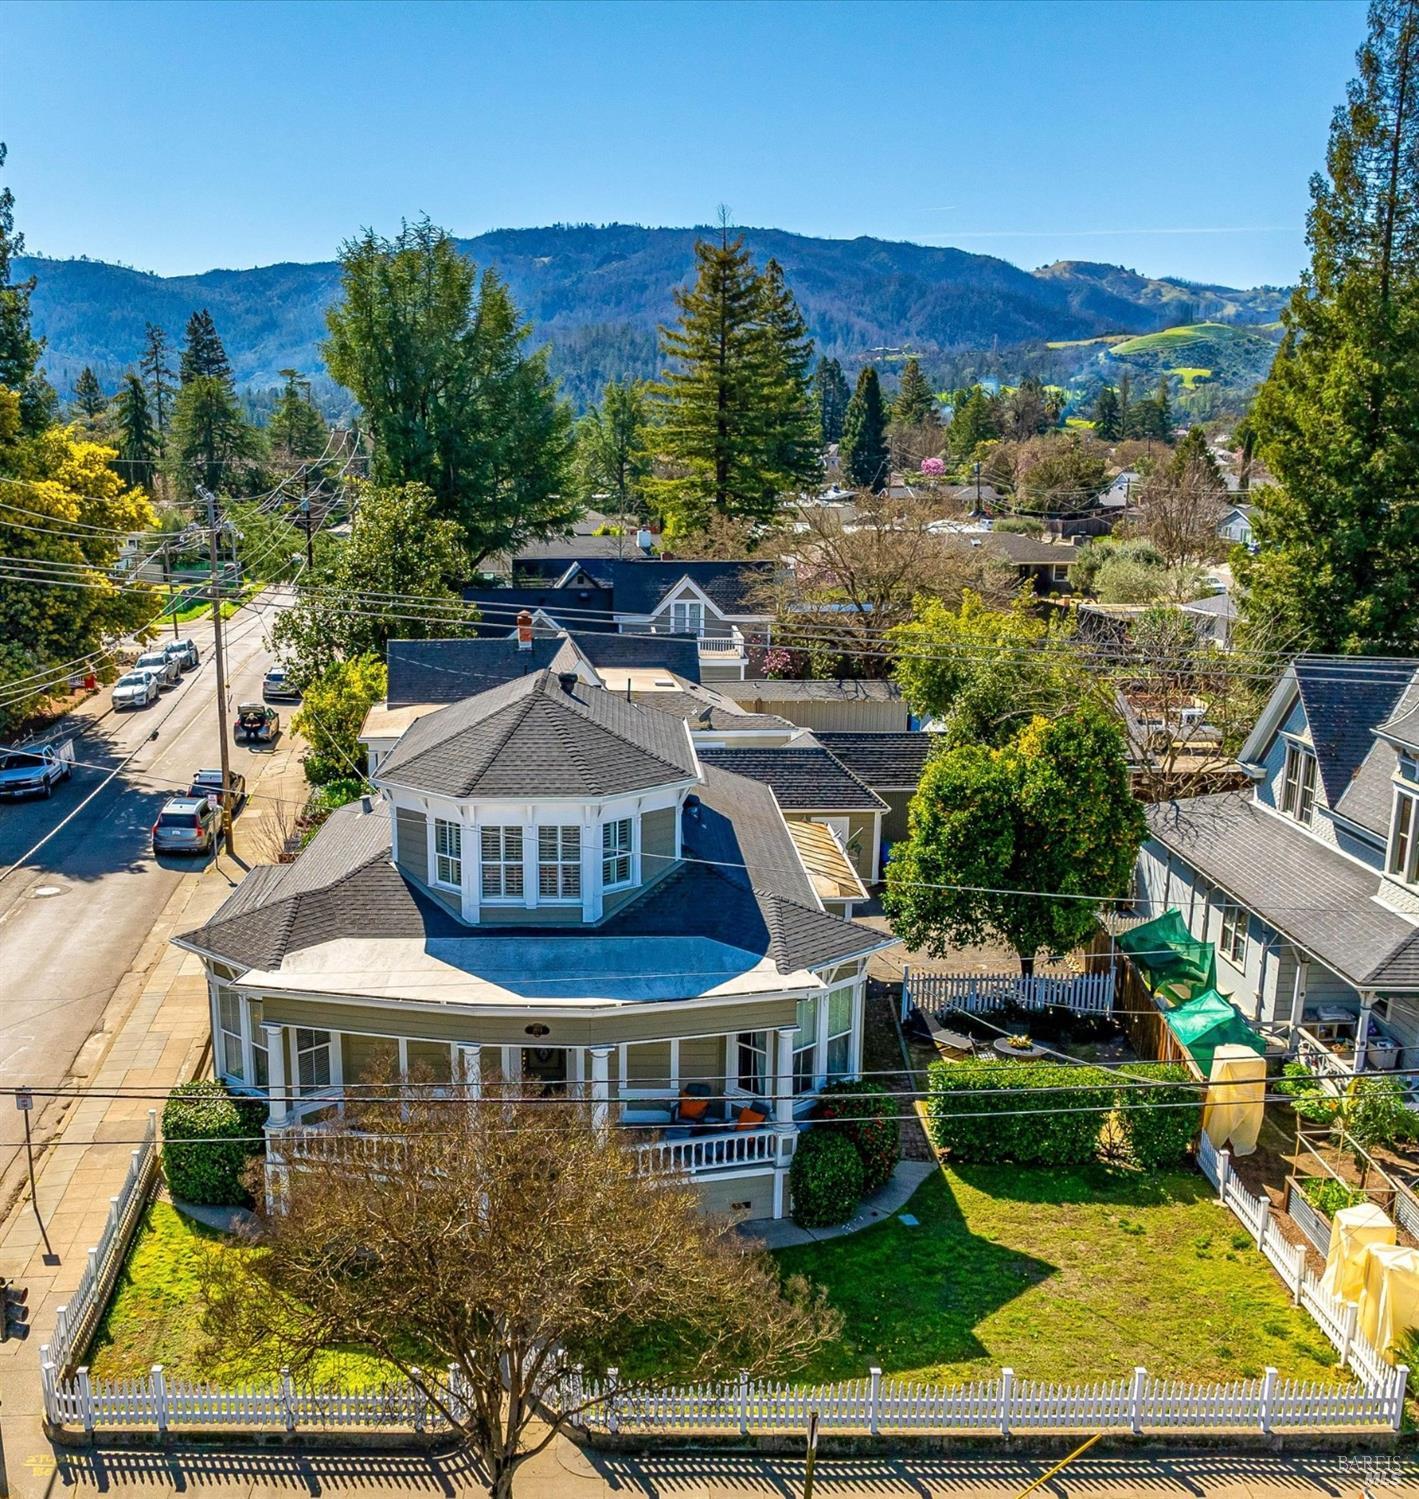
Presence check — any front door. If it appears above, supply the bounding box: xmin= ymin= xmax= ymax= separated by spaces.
xmin=520 ymin=1045 xmax=569 ymax=1094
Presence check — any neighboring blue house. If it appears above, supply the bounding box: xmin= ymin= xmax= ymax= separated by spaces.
xmin=1136 ymin=655 xmax=1419 ymax=1080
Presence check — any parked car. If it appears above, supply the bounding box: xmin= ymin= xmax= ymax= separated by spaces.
xmin=151 ymin=796 xmax=220 ymax=854
xmin=163 ymin=638 xmax=200 ymax=671
xmin=262 ymin=666 xmax=301 ymax=703
xmin=0 ymin=739 xmax=75 ymax=800
xmin=188 ymin=768 xmax=247 ymax=811
xmin=112 ymin=670 xmax=160 ymax=710
xmin=235 ymin=702 xmax=279 ymax=743
xmin=134 ymin=650 xmax=180 ymax=689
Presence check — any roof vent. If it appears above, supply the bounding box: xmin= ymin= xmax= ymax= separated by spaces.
xmin=516 ymin=609 xmax=534 ymax=650
xmin=557 ymin=671 xmax=579 ymax=695
xmin=360 ymin=795 xmax=372 ymax=813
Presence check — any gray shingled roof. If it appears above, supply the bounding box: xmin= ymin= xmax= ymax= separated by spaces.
xmin=1293 ymin=655 xmax=1414 ymax=808
xmin=387 ymin=638 xmax=577 ymax=707
xmin=720 ymin=679 xmax=903 ymax=704
xmin=945 ymin=533 xmax=1079 ymax=567
xmin=1376 ymin=669 xmax=1419 ymax=752
xmin=817 ymin=732 xmax=941 ymax=789
xmin=698 ymin=744 xmax=888 ymax=812
xmin=574 ymin=560 xmax=775 ymax=617
xmin=1147 ymin=791 xmax=1419 ymax=990
xmin=178 ymin=768 xmax=889 ymax=980
xmin=377 ymin=670 xmax=698 ymax=799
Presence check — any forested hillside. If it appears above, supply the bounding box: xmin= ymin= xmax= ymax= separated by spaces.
xmin=18 ymin=224 xmax=1289 ymax=410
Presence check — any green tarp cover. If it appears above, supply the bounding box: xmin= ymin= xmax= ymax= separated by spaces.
xmin=1118 ymin=908 xmax=1216 ymax=995
xmin=1163 ymin=987 xmax=1265 ymax=1077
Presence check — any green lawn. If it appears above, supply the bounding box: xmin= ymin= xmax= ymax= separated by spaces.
xmin=1110 ymin=323 xmax=1241 ymax=356
xmin=86 ymin=1202 xmax=402 ymax=1388
xmin=1169 ymin=366 xmax=1213 ymax=388
xmin=774 ymin=1165 xmax=1343 ymax=1385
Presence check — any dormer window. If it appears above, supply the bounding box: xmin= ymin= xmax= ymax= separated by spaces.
xmin=671 ymin=599 xmax=704 ymax=636
xmin=602 ymin=817 xmax=633 ymax=889
xmin=537 ymin=825 xmax=582 ymax=900
xmin=480 ymin=826 xmax=524 ymax=900
xmin=433 ymin=819 xmax=462 ymax=890
xmin=1281 ymin=743 xmax=1317 ymax=823
xmin=1391 ymin=789 xmax=1418 ymax=884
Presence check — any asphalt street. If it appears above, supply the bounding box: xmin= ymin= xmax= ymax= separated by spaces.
xmin=0 ymin=591 xmax=296 ymax=1176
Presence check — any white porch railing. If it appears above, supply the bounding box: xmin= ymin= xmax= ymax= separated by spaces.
xmin=631 ymin=1126 xmax=786 ymax=1177
xmin=903 ymin=968 xmax=1115 ymax=1022
xmin=1293 ymin=1027 xmax=1354 ymax=1088
xmin=696 ymin=629 xmax=745 ymax=658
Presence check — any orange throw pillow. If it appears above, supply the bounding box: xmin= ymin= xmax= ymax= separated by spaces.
xmin=678 ymin=1094 xmax=709 ymax=1120
xmin=736 ymin=1106 xmax=767 ymax=1130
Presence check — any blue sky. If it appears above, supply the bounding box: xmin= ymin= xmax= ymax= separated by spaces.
xmin=7 ymin=0 xmax=1366 ymax=287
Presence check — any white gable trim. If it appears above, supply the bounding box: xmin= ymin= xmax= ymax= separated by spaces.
xmin=1238 ymin=666 xmax=1300 ymax=773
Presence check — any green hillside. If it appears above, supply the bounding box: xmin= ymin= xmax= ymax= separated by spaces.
xmin=1109 ymin=322 xmax=1261 ymax=356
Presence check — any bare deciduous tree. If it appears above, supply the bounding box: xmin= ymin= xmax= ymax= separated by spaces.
xmin=1124 ymin=431 xmax=1229 ymax=569
xmin=202 ymin=1081 xmax=835 ymax=1498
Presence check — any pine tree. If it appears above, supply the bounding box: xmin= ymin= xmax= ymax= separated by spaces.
xmin=180 ymin=309 xmax=233 ymax=387
xmin=1242 ymin=0 xmax=1419 ymax=649
xmin=167 ymin=374 xmax=262 ymax=496
xmin=840 ymin=367 xmax=890 ymax=492
xmin=113 ymin=373 xmax=159 ymax=494
xmin=139 ymin=322 xmax=175 ymax=438
xmin=267 ymin=371 xmax=328 ymax=464
xmin=1149 ymin=376 xmax=1173 ymax=441
xmin=650 ymin=231 xmax=788 ymax=528
xmin=755 ymin=257 xmax=821 ymax=501
xmin=815 ymin=357 xmax=850 ymax=446
xmin=947 ymin=385 xmax=997 ymax=460
xmin=1092 ymin=385 xmax=1122 ymax=441
xmin=1117 ymin=372 xmax=1134 ymax=438
xmin=893 ymin=357 xmax=938 ymax=427
xmin=72 ymin=366 xmax=106 ymax=418
xmin=574 ymin=377 xmax=651 ymax=517
xmin=0 ymin=142 xmax=55 ymax=434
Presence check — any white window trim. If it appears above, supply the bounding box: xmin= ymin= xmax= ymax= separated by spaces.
xmin=1280 ymin=742 xmax=1317 ymax=824
xmin=1389 ymin=787 xmax=1419 ymax=884
xmin=537 ymin=824 xmax=583 ymax=904
xmin=601 ymin=816 xmax=634 ymax=891
xmin=479 ymin=823 xmax=526 ymax=904
xmin=1219 ymin=904 xmax=1248 ymax=968
xmin=432 ymin=817 xmax=463 ymax=892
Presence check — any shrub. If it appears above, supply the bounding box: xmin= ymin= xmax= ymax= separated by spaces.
xmin=927 ymin=1059 xmax=1115 ymax=1166
xmin=993 ymin=516 xmax=1044 ymax=536
xmin=790 ymin=1128 xmax=864 ymax=1228
xmin=1300 ymin=1177 xmax=1366 ymax=1219
xmin=1275 ymin=1061 xmax=1342 ymax=1126
xmin=1116 ymin=1063 xmax=1201 ymax=1167
xmin=816 ymin=1078 xmax=900 ymax=1195
xmin=161 ymin=1081 xmax=266 ymax=1206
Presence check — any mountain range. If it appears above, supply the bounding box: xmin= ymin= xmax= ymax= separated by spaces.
xmin=17 ymin=225 xmax=1292 ymax=411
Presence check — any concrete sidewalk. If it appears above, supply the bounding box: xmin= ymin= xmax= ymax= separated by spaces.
xmin=0 ymin=738 xmax=307 ymax=1496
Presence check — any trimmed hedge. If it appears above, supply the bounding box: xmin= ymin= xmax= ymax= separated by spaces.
xmin=790 ymin=1128 xmax=864 ymax=1228
xmin=161 ymin=1081 xmax=267 ymax=1206
xmin=1116 ymin=1063 xmax=1201 ymax=1168
xmin=926 ymin=1059 xmax=1116 ymax=1166
xmin=816 ymin=1078 xmax=900 ymax=1195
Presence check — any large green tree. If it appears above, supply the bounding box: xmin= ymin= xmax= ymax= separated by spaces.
xmin=323 ymin=219 xmax=574 ymax=565
xmin=894 ymin=358 xmax=938 ymax=428
xmin=814 ymin=356 xmax=850 ymax=445
xmin=166 ymin=373 xmax=263 ymax=497
xmin=573 ymin=377 xmax=651 ymax=518
xmin=180 ymin=309 xmax=233 ymax=386
xmin=139 ymin=322 xmax=175 ymax=439
xmin=840 ymin=366 xmax=889 ymax=492
xmin=1240 ymin=0 xmax=1419 ymax=650
xmin=1092 ymin=385 xmax=1122 ymax=441
xmin=0 ymin=143 xmax=55 ymax=435
xmin=650 ymin=232 xmax=818 ymax=531
xmin=947 ymin=385 xmax=998 ymax=461
xmin=113 ymin=373 xmax=160 ymax=494
xmin=267 ymin=371 xmax=328 ymax=466
xmin=883 ymin=707 xmax=1145 ymax=975
xmin=72 ymin=367 xmax=106 ymax=419
xmin=271 ymin=481 xmax=473 ymax=686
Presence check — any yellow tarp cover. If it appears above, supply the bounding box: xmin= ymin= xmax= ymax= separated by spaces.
xmin=1320 ymin=1202 xmax=1396 ymax=1304
xmin=1200 ymin=1045 xmax=1267 ymax=1156
xmin=1356 ymin=1242 xmax=1419 ymax=1360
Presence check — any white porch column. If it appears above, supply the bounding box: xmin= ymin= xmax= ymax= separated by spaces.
xmin=1354 ymin=995 xmax=1374 ymax=1075
xmin=1289 ymin=953 xmax=1310 ymax=1034
xmin=774 ymin=1025 xmax=797 ymax=1131
xmin=458 ymin=1044 xmax=483 ymax=1100
xmin=263 ymin=1023 xmax=288 ymax=1127
xmin=589 ymin=1045 xmax=613 ymax=1137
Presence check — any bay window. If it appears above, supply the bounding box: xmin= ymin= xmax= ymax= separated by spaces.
xmin=737 ymin=1030 xmax=768 ymax=1095
xmin=824 ymin=985 xmax=854 ymax=1078
xmin=294 ymin=1028 xmax=332 ymax=1093
xmin=433 ymin=818 xmax=462 ymax=889
xmin=217 ymin=989 xmax=244 ymax=1082
xmin=480 ymin=826 xmax=523 ymax=899
xmin=249 ymin=998 xmax=269 ymax=1089
xmin=793 ymin=995 xmax=819 ymax=1093
xmin=538 ymin=825 xmax=581 ymax=900
xmin=602 ymin=817 xmax=633 ymax=889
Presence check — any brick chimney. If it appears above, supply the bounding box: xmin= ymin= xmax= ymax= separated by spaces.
xmin=516 ymin=609 xmax=534 ymax=651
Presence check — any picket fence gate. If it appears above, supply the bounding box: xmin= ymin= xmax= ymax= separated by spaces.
xmin=901 ymin=968 xmax=1116 ymax=1022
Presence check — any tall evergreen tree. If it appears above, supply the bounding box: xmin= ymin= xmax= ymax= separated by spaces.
xmin=1242 ymin=0 xmax=1419 ymax=650
xmin=113 ymin=373 xmax=160 ymax=494
xmin=814 ymin=356 xmax=850 ymax=445
xmin=651 ymin=231 xmax=809 ymax=528
xmin=0 ymin=142 xmax=55 ymax=435
xmin=574 ymin=377 xmax=651 ymax=518
xmin=1092 ymin=385 xmax=1122 ymax=441
xmin=180 ymin=309 xmax=233 ymax=387
xmin=893 ymin=357 xmax=937 ymax=427
xmin=840 ymin=367 xmax=890 ymax=492
xmin=948 ymin=384 xmax=997 ymax=461
xmin=323 ymin=219 xmax=574 ymax=564
xmin=140 ymin=322 xmax=176 ymax=438
xmin=72 ymin=366 xmax=106 ymax=418
xmin=1148 ymin=376 xmax=1173 ymax=441
xmin=167 ymin=374 xmax=263 ymax=496
xmin=755 ymin=257 xmax=821 ymax=500
xmin=267 ymin=370 xmax=328 ymax=464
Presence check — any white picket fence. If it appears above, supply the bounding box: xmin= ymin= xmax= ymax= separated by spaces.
xmin=902 ymin=968 xmax=1115 ymax=1022
xmin=46 ymin=1110 xmax=158 ymax=1374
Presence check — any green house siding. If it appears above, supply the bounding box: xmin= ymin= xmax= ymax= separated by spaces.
xmin=394 ymin=809 xmax=427 ymax=885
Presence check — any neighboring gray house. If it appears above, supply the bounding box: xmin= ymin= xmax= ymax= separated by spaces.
xmin=718 ymin=679 xmax=911 ymax=734
xmin=816 ymin=732 xmax=941 ymax=848
xmin=1136 ymin=655 xmax=1419 ymax=1079
xmin=180 ymin=663 xmax=893 ymax=1223
xmin=1179 ymin=590 xmax=1238 ymax=649
xmin=1218 ymin=504 xmax=1256 ymax=548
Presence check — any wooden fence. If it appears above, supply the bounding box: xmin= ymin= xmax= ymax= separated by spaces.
xmin=902 ymin=969 xmax=1115 ymax=1023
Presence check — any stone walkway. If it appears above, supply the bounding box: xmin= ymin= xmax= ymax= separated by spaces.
xmin=742 ymin=1160 xmax=936 ymax=1250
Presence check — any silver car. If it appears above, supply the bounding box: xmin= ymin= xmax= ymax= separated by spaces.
xmin=134 ymin=650 xmax=180 ymax=688
xmin=152 ymin=796 xmax=219 ymax=854
xmin=112 ymin=670 xmax=160 ymax=710
xmin=163 ymin=638 xmax=200 ymax=671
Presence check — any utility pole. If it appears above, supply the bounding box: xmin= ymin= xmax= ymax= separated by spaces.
xmin=200 ymin=487 xmax=237 ymax=858
xmin=300 ymin=485 xmax=314 ymax=572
